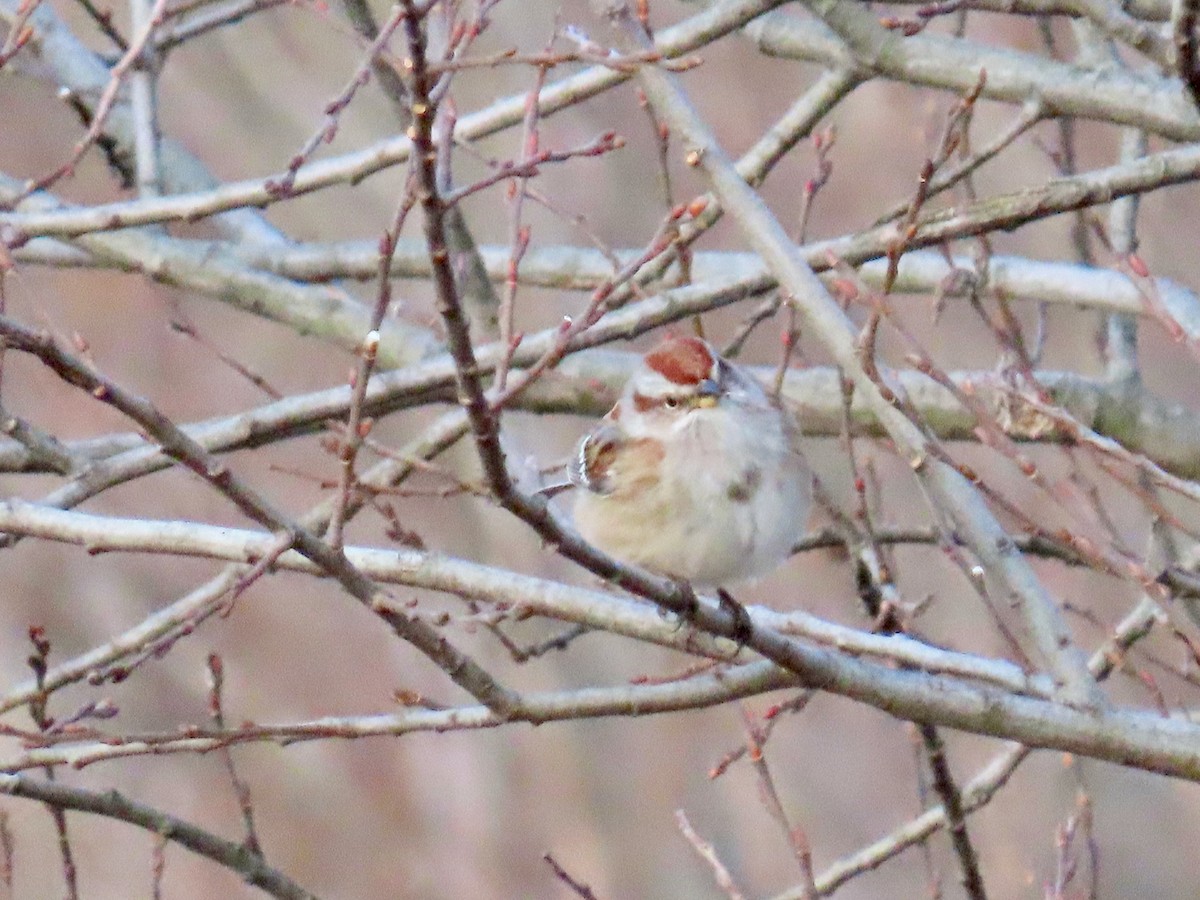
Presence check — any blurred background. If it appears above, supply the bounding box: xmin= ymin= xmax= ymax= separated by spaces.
xmin=2 ymin=0 xmax=1200 ymax=896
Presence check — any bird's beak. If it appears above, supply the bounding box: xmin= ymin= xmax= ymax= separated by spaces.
xmin=695 ymin=378 xmax=721 ymax=408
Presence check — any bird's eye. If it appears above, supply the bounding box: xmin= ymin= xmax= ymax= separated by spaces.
xmin=664 ymin=396 xmax=680 ymax=409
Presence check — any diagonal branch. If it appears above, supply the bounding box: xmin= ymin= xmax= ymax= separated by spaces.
xmin=0 ymin=774 xmax=317 ymax=900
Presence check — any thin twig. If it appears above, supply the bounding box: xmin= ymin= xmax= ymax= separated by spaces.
xmin=675 ymin=809 xmax=747 ymax=900
xmin=1174 ymin=0 xmax=1200 ymax=108
xmin=742 ymin=708 xmax=817 ymax=897
xmin=266 ymin=4 xmax=410 ymax=199
xmin=542 ymin=854 xmax=599 ymax=900
xmin=0 ymin=774 xmax=317 ymax=900
xmin=495 ymin=47 xmax=549 ymax=392
xmin=918 ymin=723 xmax=989 ymax=900
xmin=206 ymin=655 xmax=263 ymax=856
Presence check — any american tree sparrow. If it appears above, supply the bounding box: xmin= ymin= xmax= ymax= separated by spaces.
xmin=569 ymin=335 xmax=811 ymax=586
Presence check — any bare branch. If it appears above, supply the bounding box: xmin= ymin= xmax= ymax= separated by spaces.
xmin=0 ymin=774 xmax=318 ymax=900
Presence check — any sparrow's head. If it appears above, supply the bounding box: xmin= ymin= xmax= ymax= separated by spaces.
xmin=569 ymin=337 xmax=724 ymax=495
xmin=624 ymin=335 xmax=765 ymax=421
xmin=627 ymin=335 xmax=724 ymax=415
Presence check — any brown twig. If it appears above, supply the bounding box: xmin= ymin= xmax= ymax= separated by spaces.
xmin=265 ymin=4 xmax=410 ymax=199
xmin=1174 ymin=0 xmax=1200 ymax=109
xmin=206 ymin=654 xmax=263 ymax=857
xmin=0 ymin=773 xmax=317 ymax=899
xmin=919 ymin=723 xmax=989 ymax=900
xmin=154 ymin=0 xmax=286 ymax=51
xmin=168 ymin=313 xmax=282 ymax=400
xmin=543 ymin=853 xmax=600 ymax=899
xmin=495 ymin=50 xmax=549 ymax=391
xmin=709 ymin=692 xmax=814 ymax=778
xmin=741 ymin=708 xmax=818 ymax=897
xmin=25 ymin=629 xmax=80 ymax=900
xmin=0 ymin=0 xmax=41 ymax=67
xmin=880 ymin=0 xmax=966 ymax=34
xmin=883 ymin=72 xmax=987 ymax=295
xmin=796 ymin=126 xmax=835 ymax=244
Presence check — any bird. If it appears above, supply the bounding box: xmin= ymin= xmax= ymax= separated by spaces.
xmin=569 ymin=334 xmax=811 ymax=587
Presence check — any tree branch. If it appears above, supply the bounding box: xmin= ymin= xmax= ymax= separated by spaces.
xmin=0 ymin=774 xmax=318 ymax=899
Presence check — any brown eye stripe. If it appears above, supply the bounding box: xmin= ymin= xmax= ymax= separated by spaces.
xmin=632 ymin=392 xmax=658 ymax=413
xmin=632 ymin=392 xmax=686 ymax=412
